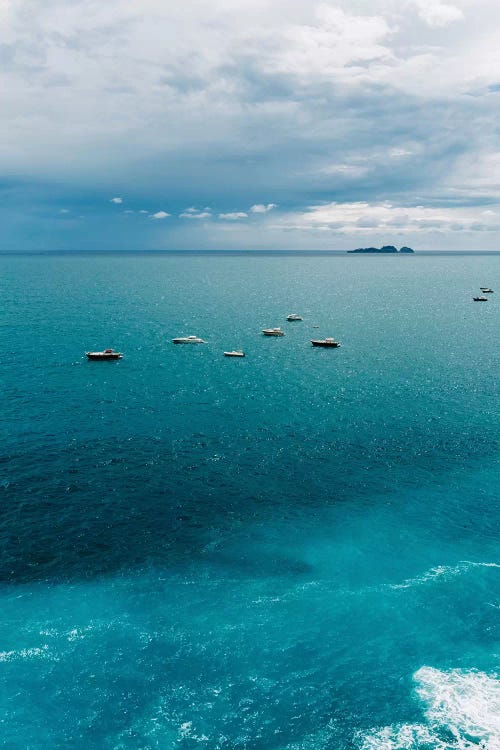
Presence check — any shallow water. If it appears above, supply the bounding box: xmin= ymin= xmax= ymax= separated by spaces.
xmin=0 ymin=254 xmax=499 ymax=748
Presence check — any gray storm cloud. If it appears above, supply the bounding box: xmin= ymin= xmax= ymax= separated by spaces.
xmin=1 ymin=0 xmax=500 ymax=250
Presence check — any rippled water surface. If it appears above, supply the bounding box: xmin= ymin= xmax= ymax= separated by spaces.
xmin=0 ymin=254 xmax=499 ymax=749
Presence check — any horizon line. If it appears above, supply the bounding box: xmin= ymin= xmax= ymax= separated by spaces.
xmin=1 ymin=249 xmax=500 ymax=257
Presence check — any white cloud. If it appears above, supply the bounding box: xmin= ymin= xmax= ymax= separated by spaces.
xmin=219 ymin=212 xmax=248 ymax=220
xmin=274 ymin=200 xmax=500 ymax=234
xmin=59 ymin=208 xmax=70 ymax=214
xmin=389 ymin=148 xmax=415 ymax=159
xmin=444 ymin=149 xmax=500 ymax=199
xmin=179 ymin=208 xmax=212 ymax=219
xmin=0 ymin=0 xmax=11 ymax=23
xmin=110 ymin=197 xmax=123 ymax=204
xmin=414 ymin=0 xmax=464 ymax=27
xmin=320 ymin=164 xmax=370 ymax=178
xmin=150 ymin=210 xmax=170 ymax=219
xmin=265 ymin=5 xmax=394 ymax=83
xmin=250 ymin=203 xmax=277 ymax=213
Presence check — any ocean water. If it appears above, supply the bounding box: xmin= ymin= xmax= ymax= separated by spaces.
xmin=0 ymin=253 xmax=499 ymax=749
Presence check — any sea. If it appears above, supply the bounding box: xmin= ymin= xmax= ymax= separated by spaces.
xmin=0 ymin=253 xmax=499 ymax=749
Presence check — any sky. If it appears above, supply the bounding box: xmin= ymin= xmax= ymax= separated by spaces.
xmin=2 ymin=0 xmax=500 ymax=252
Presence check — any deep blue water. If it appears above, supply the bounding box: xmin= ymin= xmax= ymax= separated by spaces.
xmin=0 ymin=254 xmax=499 ymax=749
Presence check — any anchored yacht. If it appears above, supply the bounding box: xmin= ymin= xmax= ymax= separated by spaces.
xmin=311 ymin=338 xmax=341 ymax=348
xmin=86 ymin=348 xmax=123 ymax=360
xmin=172 ymin=335 xmax=206 ymax=344
xmin=262 ymin=328 xmax=285 ymax=337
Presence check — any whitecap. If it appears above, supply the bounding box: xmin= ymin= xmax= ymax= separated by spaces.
xmin=357 ymin=666 xmax=500 ymax=750
xmin=0 ymin=645 xmax=52 ymax=662
xmin=416 ymin=666 xmax=500 ymax=747
xmin=358 ymin=722 xmax=451 ymax=749
xmin=178 ymin=721 xmax=209 ymax=742
xmin=389 ymin=561 xmax=500 ymax=591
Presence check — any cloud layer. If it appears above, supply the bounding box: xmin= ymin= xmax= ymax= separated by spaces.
xmin=1 ymin=0 xmax=500 ymax=250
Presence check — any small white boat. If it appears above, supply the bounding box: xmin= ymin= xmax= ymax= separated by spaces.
xmin=287 ymin=314 xmax=303 ymax=321
xmin=172 ymin=335 xmax=206 ymax=344
xmin=473 ymin=296 xmax=488 ymax=302
xmin=86 ymin=348 xmax=122 ymax=361
xmin=480 ymin=287 xmax=494 ymax=293
xmin=262 ymin=328 xmax=284 ymax=336
xmin=224 ymin=350 xmax=245 ymax=357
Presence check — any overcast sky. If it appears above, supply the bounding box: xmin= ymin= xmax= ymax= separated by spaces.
xmin=2 ymin=0 xmax=500 ymax=251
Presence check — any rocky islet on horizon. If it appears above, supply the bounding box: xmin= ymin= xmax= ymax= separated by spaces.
xmin=348 ymin=245 xmax=415 ymax=254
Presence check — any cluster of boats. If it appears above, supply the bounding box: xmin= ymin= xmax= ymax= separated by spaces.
xmin=473 ymin=287 xmax=494 ymax=301
xmin=171 ymin=335 xmax=244 ymax=357
xmin=171 ymin=314 xmax=341 ymax=354
xmin=261 ymin=328 xmax=340 ymax=347
xmin=86 ymin=314 xmax=341 ymax=360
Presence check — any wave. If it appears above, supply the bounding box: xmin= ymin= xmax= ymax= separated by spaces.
xmin=246 ymin=560 xmax=500 ymax=608
xmin=357 ymin=666 xmax=500 ymax=749
xmin=389 ymin=561 xmax=500 ymax=591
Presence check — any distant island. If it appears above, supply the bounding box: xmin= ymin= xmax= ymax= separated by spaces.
xmin=348 ymin=245 xmax=414 ymax=254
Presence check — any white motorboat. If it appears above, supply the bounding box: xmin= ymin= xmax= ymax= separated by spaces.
xmin=172 ymin=335 xmax=206 ymax=344
xmin=262 ymin=328 xmax=284 ymax=336
xmin=286 ymin=314 xmax=303 ymax=321
xmin=224 ymin=350 xmax=245 ymax=357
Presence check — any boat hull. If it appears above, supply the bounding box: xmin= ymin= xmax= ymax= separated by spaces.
xmin=172 ymin=339 xmax=206 ymax=344
xmin=86 ymin=353 xmax=122 ymax=360
xmin=311 ymin=341 xmax=341 ymax=348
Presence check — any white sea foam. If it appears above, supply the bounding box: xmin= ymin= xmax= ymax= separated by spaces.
xmin=416 ymin=667 xmax=500 ymax=747
xmin=389 ymin=561 xmax=500 ymax=591
xmin=39 ymin=625 xmax=94 ymax=642
xmin=357 ymin=666 xmax=500 ymax=750
xmin=178 ymin=721 xmax=209 ymax=742
xmin=0 ymin=645 xmax=52 ymax=662
xmin=359 ymin=723 xmax=452 ymax=749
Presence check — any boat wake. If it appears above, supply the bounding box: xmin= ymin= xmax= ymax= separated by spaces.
xmin=357 ymin=667 xmax=500 ymax=749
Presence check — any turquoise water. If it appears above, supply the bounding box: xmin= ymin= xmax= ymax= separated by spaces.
xmin=0 ymin=254 xmax=499 ymax=749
